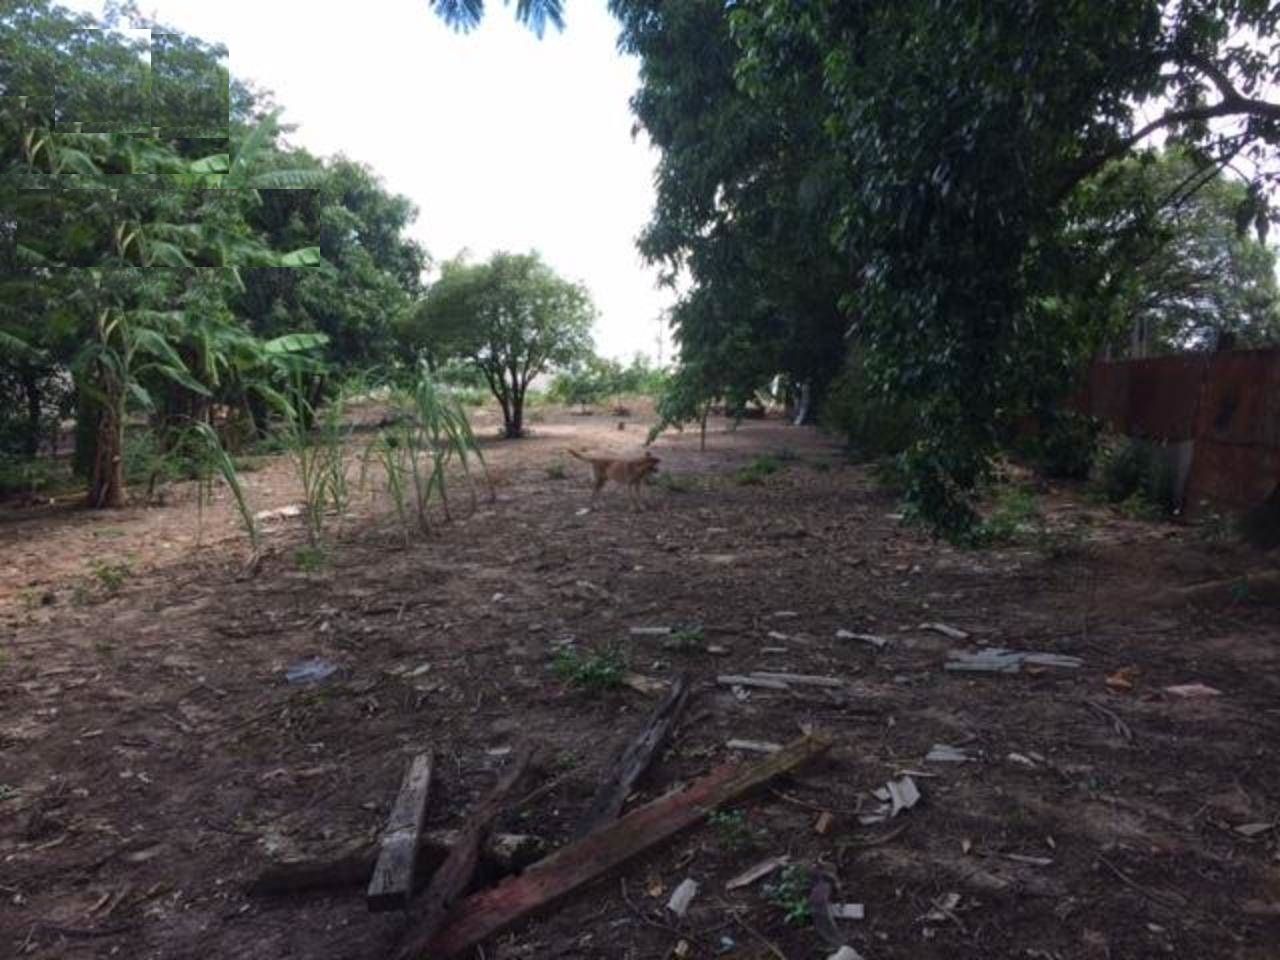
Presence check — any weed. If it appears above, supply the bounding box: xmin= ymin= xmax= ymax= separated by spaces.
xmin=295 ymin=546 xmax=329 ymax=573
xmin=655 ymin=472 xmax=693 ymax=493
xmin=707 ymin=808 xmax=755 ymax=852
xmin=552 ymin=646 xmax=625 ymax=693
xmin=1094 ymin=436 xmax=1177 ymax=518
xmin=71 ymin=582 xmax=92 ymax=606
xmin=90 ymin=559 xmax=132 ymax=593
xmin=0 ymin=784 xmax=18 ymax=802
xmin=1195 ymin=506 xmax=1239 ymax=548
xmin=1036 ymin=524 xmax=1086 ymax=561
xmin=763 ymin=864 xmax=812 ymax=925
xmin=663 ymin=626 xmax=705 ymax=651
xmin=1230 ymin=578 xmax=1254 ymax=604
xmin=735 ymin=455 xmax=783 ymax=486
xmin=17 ymin=589 xmax=41 ymax=611
xmin=546 ymin=461 xmax=567 ymax=480
xmin=966 ymin=484 xmax=1042 ymax=547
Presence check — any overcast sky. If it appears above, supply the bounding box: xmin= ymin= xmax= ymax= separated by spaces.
xmin=63 ymin=0 xmax=677 ymax=362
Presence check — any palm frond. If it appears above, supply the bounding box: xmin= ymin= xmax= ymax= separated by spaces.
xmin=430 ymin=0 xmax=485 ymax=32
xmin=513 ymin=0 xmax=564 ymax=36
xmin=249 ymin=169 xmax=326 ymax=190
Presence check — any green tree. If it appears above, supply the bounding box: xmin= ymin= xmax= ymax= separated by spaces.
xmin=409 ymin=252 xmax=595 ymax=437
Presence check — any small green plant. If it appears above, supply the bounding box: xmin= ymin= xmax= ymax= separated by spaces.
xmin=763 ymin=864 xmax=812 ymax=925
xmin=1229 ymin=578 xmax=1254 ymax=604
xmin=735 ymin=455 xmax=783 ymax=486
xmin=1093 ymin=436 xmax=1177 ymax=518
xmin=970 ymin=484 xmax=1042 ymax=546
xmin=90 ymin=558 xmax=132 ymax=593
xmin=655 ymin=472 xmax=693 ymax=493
xmin=0 ymin=784 xmax=19 ymax=802
xmin=552 ymin=646 xmax=625 ymax=693
xmin=546 ymin=460 xmax=567 ymax=480
xmin=663 ymin=626 xmax=705 ymax=651
xmin=1036 ymin=524 xmax=1086 ymax=561
xmin=707 ymin=808 xmax=755 ymax=851
xmin=294 ymin=546 xmax=329 ymax=573
xmin=1026 ymin=410 xmax=1101 ymax=480
xmin=1195 ymin=506 xmax=1239 ymax=548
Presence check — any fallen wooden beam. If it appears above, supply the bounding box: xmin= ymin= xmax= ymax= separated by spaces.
xmin=246 ymin=832 xmax=545 ymax=899
xmin=575 ymin=674 xmax=689 ymax=839
xmin=368 ymin=752 xmax=435 ymax=912
xmin=417 ymin=734 xmax=832 ymax=959
xmin=394 ymin=747 xmax=536 ymax=960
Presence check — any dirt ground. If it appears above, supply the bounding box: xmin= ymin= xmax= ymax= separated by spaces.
xmin=3 ymin=402 xmax=1279 ymax=960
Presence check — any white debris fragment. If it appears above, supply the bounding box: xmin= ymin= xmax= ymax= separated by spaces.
xmin=666 ymin=878 xmax=699 ymax=917
xmin=925 ymin=744 xmax=973 ymax=763
xmin=836 ymin=629 xmax=889 ymax=649
xmin=726 ymin=855 xmax=789 ymax=891
xmin=920 ymin=621 xmax=970 ymax=640
xmin=726 ymin=739 xmax=782 ymax=754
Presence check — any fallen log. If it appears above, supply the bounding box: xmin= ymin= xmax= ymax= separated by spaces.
xmin=575 ymin=673 xmax=689 ymax=838
xmin=394 ymin=747 xmax=536 ymax=960
xmin=245 ymin=831 xmax=547 ymax=899
xmin=368 ymin=751 xmax=435 ymax=912
xmin=418 ymin=734 xmax=832 ymax=959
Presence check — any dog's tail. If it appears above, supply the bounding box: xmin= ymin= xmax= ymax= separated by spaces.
xmin=565 ymin=448 xmax=590 ymax=462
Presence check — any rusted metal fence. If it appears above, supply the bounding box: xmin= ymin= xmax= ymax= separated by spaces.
xmin=1080 ymin=347 xmax=1280 ymax=511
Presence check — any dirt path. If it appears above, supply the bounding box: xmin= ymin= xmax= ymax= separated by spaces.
xmin=2 ymin=407 xmax=1279 ymax=960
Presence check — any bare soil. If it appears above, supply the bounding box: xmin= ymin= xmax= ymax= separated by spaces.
xmin=3 ymin=403 xmax=1279 ymax=960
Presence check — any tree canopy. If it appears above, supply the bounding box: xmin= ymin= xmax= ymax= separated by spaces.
xmin=609 ymin=0 xmax=1280 ymax=536
xmin=406 ymin=251 xmax=595 ymax=437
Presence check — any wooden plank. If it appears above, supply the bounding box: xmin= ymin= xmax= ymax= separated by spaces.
xmin=367 ymin=752 xmax=435 ymax=912
xmin=418 ymin=734 xmax=831 ymax=959
xmin=394 ymin=747 xmax=535 ymax=960
xmin=575 ymin=673 xmax=689 ymax=838
xmin=246 ymin=832 xmax=544 ymax=899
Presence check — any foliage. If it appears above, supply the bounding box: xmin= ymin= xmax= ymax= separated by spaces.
xmin=820 ymin=356 xmax=918 ymax=463
xmin=734 ymin=455 xmax=782 ymax=486
xmin=548 ymin=353 xmax=667 ymax=409
xmin=762 ymin=864 xmax=812 ymax=926
xmin=1094 ymin=436 xmax=1178 ymax=517
xmin=552 ymin=646 xmax=625 ymax=693
xmin=706 ymin=809 xmax=755 ymax=852
xmin=361 ymin=366 xmax=493 ymax=541
xmin=1024 ymin=411 xmax=1102 ymax=481
xmin=407 ymin=251 xmax=595 ymax=438
xmin=614 ymin=0 xmax=1280 ymax=537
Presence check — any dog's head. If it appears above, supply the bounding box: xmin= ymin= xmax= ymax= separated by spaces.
xmin=642 ymin=452 xmax=661 ymax=473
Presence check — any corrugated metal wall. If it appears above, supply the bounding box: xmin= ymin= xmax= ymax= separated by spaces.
xmin=1083 ymin=348 xmax=1280 ymax=511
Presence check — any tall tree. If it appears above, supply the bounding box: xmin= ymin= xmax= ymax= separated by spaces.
xmin=407 ymin=251 xmax=594 ymax=437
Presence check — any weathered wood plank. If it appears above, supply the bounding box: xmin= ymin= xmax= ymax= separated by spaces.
xmin=394 ymin=747 xmax=535 ymax=960
xmin=575 ymin=673 xmax=689 ymax=838
xmin=367 ymin=752 xmax=435 ymax=912
xmin=418 ymin=734 xmax=832 ymax=959
xmin=246 ymin=832 xmax=544 ymax=899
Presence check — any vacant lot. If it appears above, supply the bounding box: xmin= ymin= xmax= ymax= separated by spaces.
xmin=3 ymin=406 xmax=1279 ymax=960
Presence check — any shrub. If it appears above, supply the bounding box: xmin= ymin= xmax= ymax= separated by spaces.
xmin=1094 ymin=436 xmax=1177 ymax=516
xmin=735 ymin=455 xmax=783 ymax=485
xmin=1027 ymin=411 xmax=1101 ymax=480
xmin=552 ymin=647 xmax=625 ymax=693
xmin=820 ymin=366 xmax=917 ymax=462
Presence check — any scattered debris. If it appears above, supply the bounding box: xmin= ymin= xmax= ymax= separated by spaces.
xmin=945 ymin=649 xmax=1083 ymax=673
xmin=815 ymin=811 xmax=834 ymax=834
xmin=1083 ymin=699 xmax=1135 ymax=742
xmin=746 ymin=671 xmax=845 ymax=688
xmin=772 ymin=611 xmax=799 ymax=619
xmin=999 ymin=852 xmax=1054 ymax=867
xmin=1164 ymin=683 xmax=1222 ymax=698
xmin=255 ymin=504 xmax=304 ymax=522
xmin=920 ymin=622 xmax=970 ymax=640
xmin=1105 ymin=666 xmax=1138 ymax=692
xmin=829 ymin=903 xmax=865 ymax=920
xmin=367 ymin=751 xmax=435 ymax=912
xmin=666 ymin=878 xmax=699 ymax=917
xmin=630 ymin=627 xmax=672 ymax=637
xmin=725 ymin=855 xmax=789 ymax=891
xmin=826 ymin=946 xmax=865 ymax=960
xmin=726 ymin=739 xmax=783 ymax=754
xmin=422 ymin=736 xmax=832 ymax=958
xmin=1235 ymin=822 xmax=1274 ymax=838
xmin=836 ymin=629 xmax=888 ymax=649
xmin=1006 ymin=752 xmax=1037 ymax=767
xmin=923 ymin=891 xmax=962 ymax=924
xmin=284 ymin=658 xmax=337 ymax=685
xmin=925 ymin=744 xmax=973 ymax=763
xmin=576 ymin=675 xmax=689 ymax=838
xmin=766 ymin=630 xmax=791 ymax=641
xmin=716 ymin=675 xmax=790 ymax=691
xmin=622 ymin=673 xmax=669 ymax=697
xmin=863 ymin=775 xmax=922 ymax=823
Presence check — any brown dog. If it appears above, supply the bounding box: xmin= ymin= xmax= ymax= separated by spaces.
xmin=566 ymin=449 xmax=660 ymax=506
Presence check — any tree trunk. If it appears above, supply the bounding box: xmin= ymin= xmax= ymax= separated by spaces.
xmin=699 ymin=403 xmax=710 ymax=452
xmin=89 ymin=397 xmax=126 ymax=509
xmin=20 ymin=367 xmax=41 ymax=458
xmin=792 ymin=380 xmax=812 ymax=427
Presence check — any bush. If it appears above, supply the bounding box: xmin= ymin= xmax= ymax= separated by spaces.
xmin=1094 ymin=436 xmax=1178 ymax=516
xmin=735 ymin=455 xmax=783 ymax=485
xmin=820 ymin=367 xmax=917 ymax=462
xmin=1027 ymin=411 xmax=1101 ymax=480
xmin=0 ymin=456 xmax=64 ymax=498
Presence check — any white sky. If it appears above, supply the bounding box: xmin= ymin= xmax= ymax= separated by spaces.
xmin=62 ymin=0 xmax=677 ymax=362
